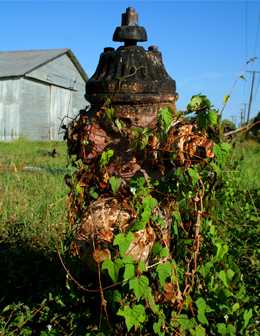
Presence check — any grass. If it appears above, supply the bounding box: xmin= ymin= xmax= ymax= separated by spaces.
xmin=0 ymin=138 xmax=259 ymax=335
xmin=0 ymin=140 xmax=69 ymax=248
xmin=0 ymin=140 xmax=71 ymax=311
xmin=232 ymin=139 xmax=260 ymax=191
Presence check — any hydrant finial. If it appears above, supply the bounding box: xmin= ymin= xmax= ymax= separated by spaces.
xmin=113 ymin=7 xmax=147 ymax=46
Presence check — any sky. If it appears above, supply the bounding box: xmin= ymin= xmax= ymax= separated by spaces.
xmin=1 ymin=0 xmax=260 ymax=123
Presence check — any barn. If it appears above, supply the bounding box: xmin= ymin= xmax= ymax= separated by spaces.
xmin=0 ymin=49 xmax=88 ymax=140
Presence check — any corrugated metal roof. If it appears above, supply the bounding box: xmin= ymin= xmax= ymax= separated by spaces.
xmin=0 ymin=48 xmax=87 ymax=81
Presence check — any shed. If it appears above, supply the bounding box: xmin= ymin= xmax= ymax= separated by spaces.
xmin=0 ymin=48 xmax=88 ymax=140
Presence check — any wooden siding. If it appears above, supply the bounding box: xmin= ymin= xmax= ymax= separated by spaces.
xmin=49 ymin=85 xmax=72 ymax=140
xmin=0 ymin=79 xmax=20 ymax=140
xmin=28 ymin=54 xmax=85 ymax=91
xmin=28 ymin=53 xmax=87 ymax=121
xmin=19 ymin=78 xmax=50 ymax=140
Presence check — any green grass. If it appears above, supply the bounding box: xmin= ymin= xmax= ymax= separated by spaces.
xmin=0 ymin=140 xmax=69 ymax=249
xmin=232 ymin=139 xmax=260 ymax=191
xmin=0 ymin=140 xmax=72 ymax=314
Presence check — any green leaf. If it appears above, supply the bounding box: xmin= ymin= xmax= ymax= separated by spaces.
xmin=115 ymin=118 xmax=125 ymax=131
xmin=114 ymin=232 xmax=134 ymax=257
xmin=218 ymin=270 xmax=228 ymax=287
xmin=100 ymin=149 xmax=114 ymax=167
xmin=138 ymin=261 xmax=146 ymax=273
xmin=105 ymin=107 xmax=115 ymax=120
xmin=217 ymin=323 xmax=227 ymax=335
xmin=88 ymin=187 xmax=99 ymax=199
xmin=242 ymin=308 xmax=253 ymax=330
xmin=195 ymin=297 xmax=209 ymax=326
xmin=226 ymin=269 xmax=234 ymax=281
xmin=208 ymin=110 xmax=218 ymax=126
xmin=109 ymin=176 xmax=122 ymax=194
xmin=231 ymin=303 xmax=240 ymax=313
xmin=153 ymin=317 xmax=165 ymax=336
xmin=132 ymin=196 xmax=158 ymax=231
xmin=158 ymin=107 xmax=174 ymax=133
xmin=187 ymin=94 xmax=211 ymax=112
xmin=102 ymin=259 xmax=123 ymax=283
xmin=193 ymin=325 xmax=206 ymax=336
xmin=227 ymin=324 xmax=236 ymax=335
xmin=160 ymin=247 xmax=169 ymax=258
xmin=188 ymin=167 xmax=199 ymax=185
xmin=156 ymin=262 xmax=172 ymax=286
xmin=151 ymin=242 xmax=163 ymax=256
xmin=117 ymin=304 xmax=146 ymax=332
xmin=112 ymin=290 xmax=122 ymax=303
xmin=178 ymin=314 xmax=196 ymax=331
xmin=123 ymin=262 xmax=135 ymax=281
xmin=129 ymin=275 xmax=149 ymax=301
xmin=215 ymin=242 xmax=229 ymax=260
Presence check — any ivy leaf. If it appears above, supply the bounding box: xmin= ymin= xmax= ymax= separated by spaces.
xmin=178 ymin=315 xmax=196 ymax=331
xmin=242 ymin=309 xmax=253 ymax=331
xmin=158 ymin=107 xmax=174 ymax=133
xmin=188 ymin=167 xmax=199 ymax=185
xmin=208 ymin=110 xmax=218 ymax=126
xmin=123 ymin=262 xmax=135 ymax=281
xmin=195 ymin=297 xmax=209 ymax=325
xmin=105 ymin=107 xmax=115 ymax=121
xmin=115 ymin=118 xmax=125 ymax=131
xmin=132 ymin=196 xmax=158 ymax=231
xmin=187 ymin=94 xmax=211 ymax=112
xmin=231 ymin=303 xmax=240 ymax=313
xmin=217 ymin=323 xmax=226 ymax=335
xmin=160 ymin=247 xmax=169 ymax=258
xmin=117 ymin=304 xmax=146 ymax=332
xmin=192 ymin=325 xmax=206 ymax=336
xmin=102 ymin=258 xmax=123 ymax=283
xmin=129 ymin=275 xmax=149 ymax=301
xmin=100 ymin=149 xmax=114 ymax=167
xmin=114 ymin=232 xmax=134 ymax=257
xmin=218 ymin=270 xmax=228 ymax=287
xmin=215 ymin=242 xmax=229 ymax=260
xmin=109 ymin=176 xmax=122 ymax=194
xmin=156 ymin=262 xmax=172 ymax=287
xmin=153 ymin=317 xmax=165 ymax=336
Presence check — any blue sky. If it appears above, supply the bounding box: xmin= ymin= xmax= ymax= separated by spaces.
xmin=1 ymin=0 xmax=260 ymax=122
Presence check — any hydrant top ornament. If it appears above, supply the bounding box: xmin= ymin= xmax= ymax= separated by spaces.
xmin=85 ymin=7 xmax=177 ymax=128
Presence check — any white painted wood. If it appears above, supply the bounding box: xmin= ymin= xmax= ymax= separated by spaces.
xmin=49 ymin=85 xmax=72 ymax=140
xmin=19 ymin=78 xmax=50 ymax=140
xmin=0 ymin=79 xmax=20 ymax=140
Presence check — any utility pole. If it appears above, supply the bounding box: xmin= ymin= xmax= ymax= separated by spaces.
xmin=246 ymin=70 xmax=260 ymax=123
xmin=240 ymin=103 xmax=247 ymax=125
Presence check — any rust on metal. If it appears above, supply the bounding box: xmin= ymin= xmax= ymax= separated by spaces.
xmin=85 ymin=7 xmax=177 ymax=128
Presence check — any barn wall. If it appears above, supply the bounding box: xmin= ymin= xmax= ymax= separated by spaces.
xmin=0 ymin=79 xmax=20 ymax=140
xmin=19 ymin=78 xmax=50 ymax=140
xmin=28 ymin=54 xmax=87 ymax=117
xmin=49 ymin=85 xmax=72 ymax=140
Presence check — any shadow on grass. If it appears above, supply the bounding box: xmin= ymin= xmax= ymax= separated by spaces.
xmin=0 ymin=239 xmax=107 ymax=334
xmin=0 ymin=241 xmax=65 ymax=307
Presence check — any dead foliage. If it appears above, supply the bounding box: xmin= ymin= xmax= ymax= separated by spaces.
xmin=63 ymin=104 xmax=216 ymax=324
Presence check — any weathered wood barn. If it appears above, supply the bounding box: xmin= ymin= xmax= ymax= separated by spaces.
xmin=0 ymin=49 xmax=88 ymax=140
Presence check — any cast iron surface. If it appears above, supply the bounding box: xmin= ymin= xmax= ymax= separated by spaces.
xmin=85 ymin=7 xmax=177 ymax=128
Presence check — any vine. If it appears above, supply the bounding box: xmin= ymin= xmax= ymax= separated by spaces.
xmin=63 ymin=95 xmax=254 ymax=335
